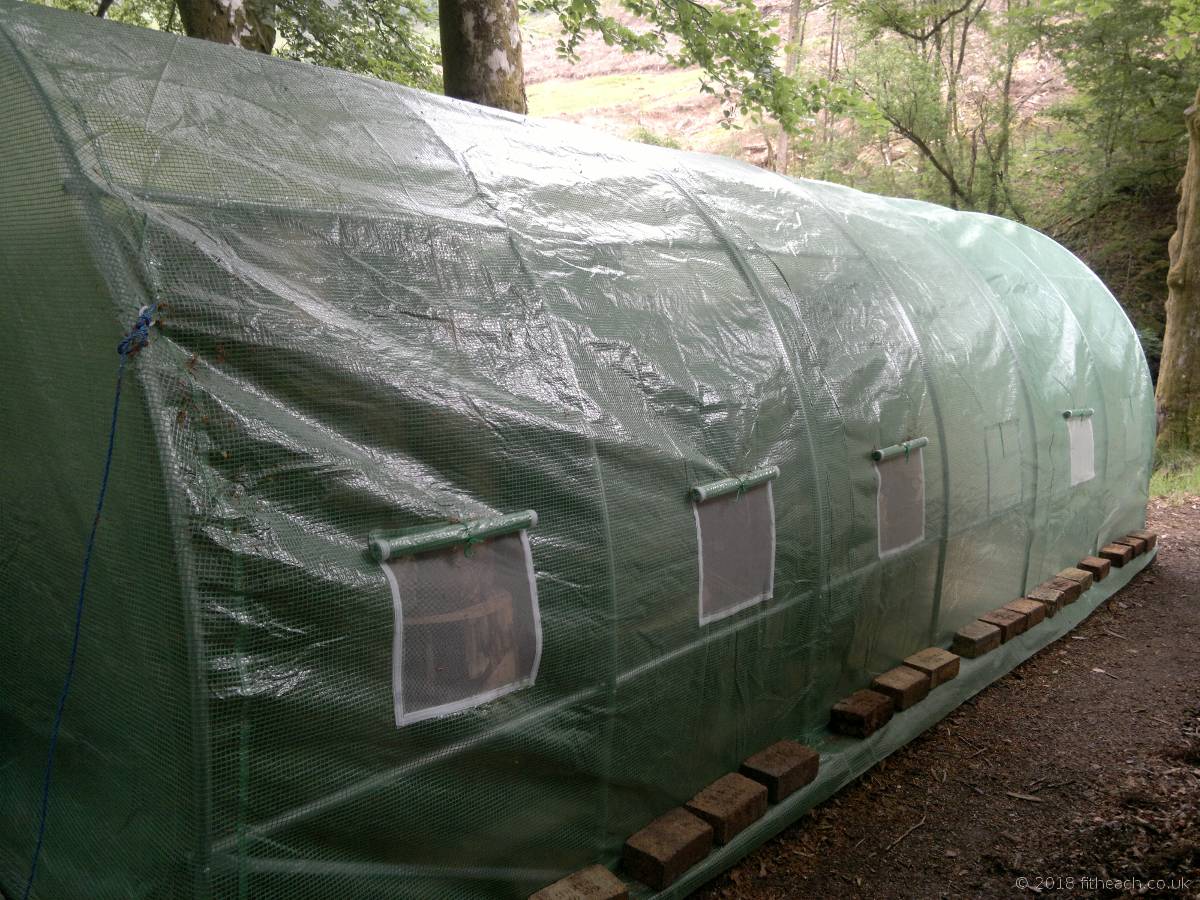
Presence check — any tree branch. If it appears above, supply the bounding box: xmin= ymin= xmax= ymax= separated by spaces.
xmin=886 ymin=112 xmax=972 ymax=204
xmin=854 ymin=77 xmax=972 ymax=205
xmin=875 ymin=0 xmax=973 ymax=44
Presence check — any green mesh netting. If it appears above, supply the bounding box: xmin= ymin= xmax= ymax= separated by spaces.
xmin=0 ymin=2 xmax=1155 ymax=897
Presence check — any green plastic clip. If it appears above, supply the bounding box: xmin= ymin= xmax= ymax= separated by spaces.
xmin=368 ymin=510 xmax=538 ymax=563
xmin=690 ymin=466 xmax=780 ymax=503
xmin=1062 ymin=408 xmax=1095 ymax=419
xmin=871 ymin=436 xmax=929 ymax=463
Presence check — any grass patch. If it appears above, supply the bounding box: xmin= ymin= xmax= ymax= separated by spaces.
xmin=629 ymin=126 xmax=681 ymax=149
xmin=1150 ymin=450 xmax=1200 ymax=502
xmin=527 ymin=68 xmax=703 ymax=119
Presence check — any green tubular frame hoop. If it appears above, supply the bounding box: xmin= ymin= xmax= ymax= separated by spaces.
xmin=1062 ymin=408 xmax=1095 ymax=419
xmin=871 ymin=436 xmax=929 ymax=463
xmin=689 ymin=466 xmax=780 ymax=503
xmin=368 ymin=510 xmax=538 ymax=562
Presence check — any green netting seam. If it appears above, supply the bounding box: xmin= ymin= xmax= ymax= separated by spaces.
xmin=870 ymin=436 xmax=929 ymax=462
xmin=689 ymin=466 xmax=780 ymax=502
xmin=368 ymin=510 xmax=538 ymax=561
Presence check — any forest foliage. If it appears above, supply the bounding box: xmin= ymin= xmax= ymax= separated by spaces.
xmin=752 ymin=0 xmax=1197 ymax=386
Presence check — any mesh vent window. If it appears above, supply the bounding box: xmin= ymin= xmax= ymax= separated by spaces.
xmin=876 ymin=448 xmax=926 ymax=557
xmin=694 ymin=483 xmax=776 ymax=625
xmin=1067 ymin=416 xmax=1095 ymax=486
xmin=381 ymin=532 xmax=541 ymax=726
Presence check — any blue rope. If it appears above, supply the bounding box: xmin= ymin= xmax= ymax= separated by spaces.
xmin=22 ymin=306 xmax=155 ymax=900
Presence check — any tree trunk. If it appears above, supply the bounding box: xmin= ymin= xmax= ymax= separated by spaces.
xmin=774 ymin=0 xmax=808 ymax=174
xmin=176 ymin=0 xmax=275 ymax=53
xmin=439 ymin=0 xmax=527 ymax=114
xmin=1157 ymin=86 xmax=1200 ymax=455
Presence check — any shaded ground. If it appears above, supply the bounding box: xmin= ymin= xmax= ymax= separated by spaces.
xmin=697 ymin=498 xmax=1200 ymax=899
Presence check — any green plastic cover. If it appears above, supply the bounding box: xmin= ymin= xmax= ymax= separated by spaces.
xmin=0 ymin=2 xmax=1155 ymax=897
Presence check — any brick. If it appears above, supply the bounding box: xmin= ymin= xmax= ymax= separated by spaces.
xmin=622 ymin=808 xmax=713 ymax=891
xmin=1077 ymin=556 xmax=1111 ymax=581
xmin=740 ymin=740 xmax=819 ymax=804
xmin=1114 ymin=535 xmax=1148 ymax=556
xmin=1057 ymin=567 xmax=1094 ymax=591
xmin=902 ymin=647 xmax=961 ymax=688
xmin=1046 ymin=576 xmax=1082 ymax=604
xmin=530 ymin=865 xmax=628 ymax=900
xmin=871 ymin=665 xmax=930 ymax=711
xmin=685 ymin=773 xmax=768 ymax=844
xmin=1004 ymin=597 xmax=1047 ymax=628
xmin=1026 ymin=585 xmax=1064 ymax=617
xmin=830 ymin=689 xmax=894 ymax=738
xmin=980 ymin=606 xmax=1027 ymax=642
xmin=1128 ymin=530 xmax=1158 ymax=551
xmin=952 ymin=620 xmax=1002 ymax=658
xmin=1099 ymin=543 xmax=1134 ymax=568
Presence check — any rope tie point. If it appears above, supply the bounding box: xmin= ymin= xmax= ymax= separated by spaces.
xmin=117 ymin=305 xmax=157 ymax=358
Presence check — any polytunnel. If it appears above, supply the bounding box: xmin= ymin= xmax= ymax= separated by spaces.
xmin=0 ymin=1 xmax=1156 ymax=898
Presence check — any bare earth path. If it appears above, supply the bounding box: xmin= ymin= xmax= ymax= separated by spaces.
xmin=696 ymin=499 xmax=1200 ymax=899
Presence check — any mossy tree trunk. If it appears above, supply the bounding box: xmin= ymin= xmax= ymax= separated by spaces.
xmin=1157 ymin=86 xmax=1200 ymax=455
xmin=439 ymin=0 xmax=527 ymax=114
xmin=176 ymin=0 xmax=275 ymax=53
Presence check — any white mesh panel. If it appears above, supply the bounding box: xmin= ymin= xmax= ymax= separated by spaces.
xmin=381 ymin=531 xmax=541 ymax=726
xmin=876 ymin=448 xmax=926 ymax=557
xmin=694 ymin=482 xmax=775 ymax=625
xmin=1068 ymin=416 xmax=1095 ymax=486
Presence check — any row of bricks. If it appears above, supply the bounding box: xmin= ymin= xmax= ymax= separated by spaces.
xmin=829 ymin=646 xmax=959 ymax=737
xmin=829 ymin=531 xmax=1157 ymax=738
xmin=533 ymin=739 xmax=822 ymax=897
xmin=954 ymin=529 xmax=1155 ymax=658
xmin=530 ymin=529 xmax=1156 ymax=899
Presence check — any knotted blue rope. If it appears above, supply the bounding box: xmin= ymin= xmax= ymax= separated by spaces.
xmin=22 ymin=305 xmax=156 ymax=900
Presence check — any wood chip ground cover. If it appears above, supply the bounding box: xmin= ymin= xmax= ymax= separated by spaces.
xmin=696 ymin=497 xmax=1200 ymax=899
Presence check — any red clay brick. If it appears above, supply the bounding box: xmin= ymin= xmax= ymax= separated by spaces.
xmin=1006 ymin=597 xmax=1046 ymax=626
xmin=1057 ymin=567 xmax=1094 ymax=591
xmin=1114 ymin=535 xmax=1148 ymax=555
xmin=1128 ymin=530 xmax=1158 ymax=551
xmin=980 ymin=607 xmax=1027 ymax=642
xmin=871 ymin=665 xmax=930 ymax=711
xmin=739 ymin=740 xmax=819 ymax=804
xmin=1100 ymin=543 xmax=1134 ymax=567
xmin=1026 ymin=585 xmax=1064 ymax=617
xmin=1046 ymin=576 xmax=1082 ymax=603
xmin=530 ymin=865 xmax=628 ymax=900
xmin=1077 ymin=556 xmax=1111 ymax=581
xmin=902 ymin=647 xmax=960 ymax=688
xmin=952 ymin=620 xmax=1002 ymax=658
xmin=622 ymin=808 xmax=712 ymax=891
xmin=685 ymin=773 xmax=768 ymax=844
xmin=830 ymin=689 xmax=894 ymax=738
